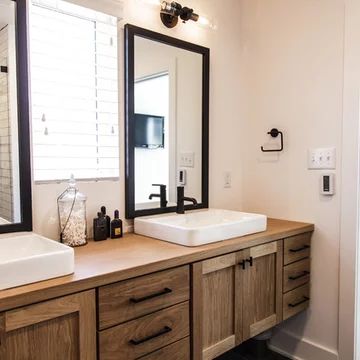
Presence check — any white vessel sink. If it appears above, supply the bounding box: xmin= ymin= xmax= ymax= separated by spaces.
xmin=135 ymin=209 xmax=267 ymax=247
xmin=0 ymin=233 xmax=74 ymax=290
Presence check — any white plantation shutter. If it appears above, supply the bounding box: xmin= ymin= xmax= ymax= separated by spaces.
xmin=30 ymin=0 xmax=119 ymax=181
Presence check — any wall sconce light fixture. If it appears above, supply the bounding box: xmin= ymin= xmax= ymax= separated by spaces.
xmin=138 ymin=0 xmax=216 ymax=29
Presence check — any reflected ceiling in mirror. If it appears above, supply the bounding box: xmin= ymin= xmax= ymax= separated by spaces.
xmin=125 ymin=25 xmax=209 ymax=218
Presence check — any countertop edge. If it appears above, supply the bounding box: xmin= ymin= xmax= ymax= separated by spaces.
xmin=0 ymin=220 xmax=314 ymax=312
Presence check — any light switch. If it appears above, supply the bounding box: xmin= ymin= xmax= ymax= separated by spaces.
xmin=180 ymin=152 xmax=195 ymax=167
xmin=308 ymin=147 xmax=336 ymax=170
xmin=224 ymin=171 xmax=231 ymax=188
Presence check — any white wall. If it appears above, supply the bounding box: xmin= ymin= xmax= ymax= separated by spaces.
xmin=236 ymin=1 xmax=344 ymax=359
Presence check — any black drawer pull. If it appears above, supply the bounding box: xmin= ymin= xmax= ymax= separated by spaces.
xmin=238 ymin=260 xmax=246 ymax=270
xmin=246 ymin=257 xmax=253 ymax=267
xmin=129 ymin=288 xmax=172 ymax=303
xmin=289 ymin=271 xmax=310 ymax=281
xmin=129 ymin=326 xmax=172 ymax=345
xmin=288 ymin=296 xmax=310 ymax=308
xmin=289 ymin=245 xmax=310 ymax=253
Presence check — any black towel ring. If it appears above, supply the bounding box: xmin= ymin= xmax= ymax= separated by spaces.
xmin=261 ymin=128 xmax=284 ymax=152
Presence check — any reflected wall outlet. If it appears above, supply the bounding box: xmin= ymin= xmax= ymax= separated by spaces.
xmin=308 ymin=147 xmax=336 ymax=169
xmin=180 ymin=152 xmax=195 ymax=167
xmin=224 ymin=171 xmax=231 ymax=188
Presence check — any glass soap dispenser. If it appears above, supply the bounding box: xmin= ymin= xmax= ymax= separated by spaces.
xmin=57 ymin=175 xmax=87 ymax=247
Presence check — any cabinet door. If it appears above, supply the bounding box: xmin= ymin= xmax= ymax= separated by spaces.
xmin=240 ymin=241 xmax=283 ymax=341
xmin=192 ymin=253 xmax=243 ymax=360
xmin=0 ymin=290 xmax=96 ymax=360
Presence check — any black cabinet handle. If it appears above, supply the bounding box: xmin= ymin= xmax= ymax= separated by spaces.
xmin=238 ymin=260 xmax=246 ymax=270
xmin=288 ymin=296 xmax=310 ymax=308
xmin=129 ymin=326 xmax=172 ymax=345
xmin=288 ymin=271 xmax=310 ymax=281
xmin=289 ymin=245 xmax=310 ymax=253
xmin=246 ymin=257 xmax=253 ymax=267
xmin=129 ymin=288 xmax=172 ymax=303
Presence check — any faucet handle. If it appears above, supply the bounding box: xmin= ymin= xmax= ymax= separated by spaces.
xmin=152 ymin=184 xmax=166 ymax=189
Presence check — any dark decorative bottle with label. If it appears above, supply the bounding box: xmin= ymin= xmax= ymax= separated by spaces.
xmin=111 ymin=210 xmax=123 ymax=239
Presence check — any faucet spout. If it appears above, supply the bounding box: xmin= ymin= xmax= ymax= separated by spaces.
xmin=176 ymin=186 xmax=198 ymax=214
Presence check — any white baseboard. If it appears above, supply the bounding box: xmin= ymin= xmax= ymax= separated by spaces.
xmin=268 ymin=329 xmax=338 ymax=360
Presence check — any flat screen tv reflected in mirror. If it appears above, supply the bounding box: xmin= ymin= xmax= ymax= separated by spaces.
xmin=135 ymin=113 xmax=165 ymax=148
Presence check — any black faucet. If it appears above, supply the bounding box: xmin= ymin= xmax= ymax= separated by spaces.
xmin=176 ymin=186 xmax=198 ymax=214
xmin=149 ymin=184 xmax=168 ymax=208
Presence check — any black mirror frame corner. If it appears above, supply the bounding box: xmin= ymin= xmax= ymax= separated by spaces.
xmin=0 ymin=0 xmax=33 ymax=233
xmin=124 ymin=24 xmax=210 ymax=219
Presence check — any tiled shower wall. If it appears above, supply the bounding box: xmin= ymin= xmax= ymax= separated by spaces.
xmin=0 ymin=26 xmax=13 ymax=222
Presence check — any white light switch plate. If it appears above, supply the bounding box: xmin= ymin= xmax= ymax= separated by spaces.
xmin=180 ymin=152 xmax=195 ymax=167
xmin=308 ymin=147 xmax=336 ymax=169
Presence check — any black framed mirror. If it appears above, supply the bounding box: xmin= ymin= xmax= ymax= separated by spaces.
xmin=124 ymin=24 xmax=209 ymax=219
xmin=0 ymin=0 xmax=32 ymax=233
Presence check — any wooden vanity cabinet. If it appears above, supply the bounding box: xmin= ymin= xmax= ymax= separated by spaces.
xmin=98 ymin=266 xmax=190 ymax=360
xmin=0 ymin=290 xmax=96 ymax=360
xmin=192 ymin=241 xmax=283 ymax=360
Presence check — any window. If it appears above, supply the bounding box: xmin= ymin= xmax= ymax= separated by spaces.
xmin=30 ymin=0 xmax=119 ymax=182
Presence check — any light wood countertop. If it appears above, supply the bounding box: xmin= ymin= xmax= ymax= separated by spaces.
xmin=0 ymin=218 xmax=314 ymax=312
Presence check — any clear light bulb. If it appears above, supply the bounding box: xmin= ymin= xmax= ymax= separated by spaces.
xmin=197 ymin=15 xmax=217 ymax=30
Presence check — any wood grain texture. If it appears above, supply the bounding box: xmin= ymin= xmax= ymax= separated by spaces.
xmin=235 ymin=249 xmax=249 ymax=345
xmin=0 ymin=219 xmax=314 ymax=312
xmin=276 ymin=240 xmax=283 ymax=325
xmin=3 ymin=290 xmax=96 ymax=360
xmin=283 ymin=258 xmax=310 ymax=293
xmin=191 ymin=262 xmax=203 ymax=360
xmin=283 ymin=284 xmax=310 ymax=320
xmin=203 ymin=335 xmax=235 ymax=360
xmin=138 ymin=337 xmax=190 ymax=360
xmin=202 ymin=266 xmax=235 ymax=349
xmin=0 ymin=313 xmax=5 ymax=359
xmin=250 ymin=241 xmax=277 ymax=259
xmin=249 ymin=314 xmax=276 ymax=338
xmin=99 ymin=302 xmax=189 ymax=360
xmin=202 ymin=253 xmax=236 ymax=275
xmin=242 ymin=241 xmax=283 ymax=341
xmin=284 ymin=233 xmax=312 ymax=265
xmin=98 ymin=266 xmax=189 ymax=329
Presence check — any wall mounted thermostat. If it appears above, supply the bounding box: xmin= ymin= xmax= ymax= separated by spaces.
xmin=320 ymin=173 xmax=335 ymax=196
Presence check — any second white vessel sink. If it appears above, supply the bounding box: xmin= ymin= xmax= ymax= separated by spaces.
xmin=135 ymin=209 xmax=267 ymax=247
xmin=0 ymin=233 xmax=74 ymax=290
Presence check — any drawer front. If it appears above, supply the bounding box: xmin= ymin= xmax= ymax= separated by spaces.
xmin=99 ymin=302 xmax=189 ymax=360
xmin=98 ymin=266 xmax=189 ymax=329
xmin=283 ymin=258 xmax=310 ymax=293
xmin=283 ymin=284 xmax=310 ymax=320
xmin=138 ymin=337 xmax=190 ymax=360
xmin=284 ymin=233 xmax=311 ymax=265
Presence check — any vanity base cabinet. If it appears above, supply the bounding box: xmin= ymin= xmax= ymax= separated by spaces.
xmin=192 ymin=241 xmax=283 ymax=360
xmin=0 ymin=290 xmax=96 ymax=360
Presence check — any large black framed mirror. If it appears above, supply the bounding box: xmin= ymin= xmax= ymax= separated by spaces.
xmin=125 ymin=24 xmax=209 ymax=219
xmin=0 ymin=0 xmax=32 ymax=233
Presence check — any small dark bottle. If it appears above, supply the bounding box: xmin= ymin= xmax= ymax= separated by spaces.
xmin=101 ymin=206 xmax=111 ymax=238
xmin=111 ymin=210 xmax=123 ymax=239
xmin=93 ymin=212 xmax=107 ymax=241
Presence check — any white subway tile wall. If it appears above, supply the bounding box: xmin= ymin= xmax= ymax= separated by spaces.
xmin=0 ymin=25 xmax=13 ymax=222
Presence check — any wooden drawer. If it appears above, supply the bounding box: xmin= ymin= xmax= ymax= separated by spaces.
xmin=98 ymin=265 xmax=189 ymax=329
xmin=283 ymin=258 xmax=310 ymax=293
xmin=283 ymin=284 xmax=310 ymax=320
xmin=284 ymin=233 xmax=311 ymax=265
xmin=99 ymin=302 xmax=189 ymax=360
xmin=138 ymin=337 xmax=190 ymax=360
